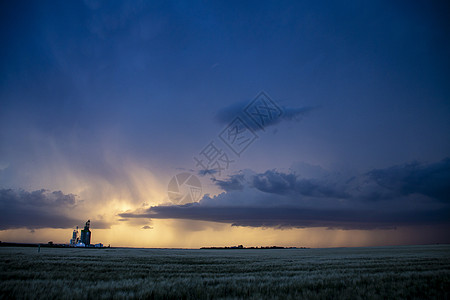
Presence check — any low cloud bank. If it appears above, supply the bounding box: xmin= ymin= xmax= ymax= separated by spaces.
xmin=0 ymin=189 xmax=111 ymax=230
xmin=121 ymin=158 xmax=450 ymax=230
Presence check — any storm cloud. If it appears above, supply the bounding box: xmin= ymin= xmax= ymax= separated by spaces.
xmin=0 ymin=189 xmax=111 ymax=230
xmin=121 ymin=158 xmax=450 ymax=230
xmin=366 ymin=158 xmax=450 ymax=202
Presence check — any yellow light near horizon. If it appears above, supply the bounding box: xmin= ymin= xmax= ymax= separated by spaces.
xmin=2 ymin=153 xmax=445 ymax=249
xmin=0 ymin=222 xmax=444 ymax=248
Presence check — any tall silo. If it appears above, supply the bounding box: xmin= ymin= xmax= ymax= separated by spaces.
xmin=70 ymin=226 xmax=79 ymax=246
xmin=80 ymin=220 xmax=91 ymax=246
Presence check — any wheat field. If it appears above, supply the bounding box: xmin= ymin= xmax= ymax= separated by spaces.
xmin=0 ymin=245 xmax=449 ymax=299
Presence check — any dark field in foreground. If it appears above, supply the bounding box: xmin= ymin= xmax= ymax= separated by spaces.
xmin=0 ymin=245 xmax=449 ymax=299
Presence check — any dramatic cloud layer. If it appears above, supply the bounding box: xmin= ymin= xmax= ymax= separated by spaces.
xmin=366 ymin=159 xmax=450 ymax=203
xmin=0 ymin=189 xmax=110 ymax=230
xmin=120 ymin=158 xmax=450 ymax=230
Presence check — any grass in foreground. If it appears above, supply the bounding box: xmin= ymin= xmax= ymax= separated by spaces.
xmin=0 ymin=245 xmax=449 ymax=299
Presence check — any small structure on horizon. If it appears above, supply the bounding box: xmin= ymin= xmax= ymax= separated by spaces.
xmin=69 ymin=220 xmax=104 ymax=247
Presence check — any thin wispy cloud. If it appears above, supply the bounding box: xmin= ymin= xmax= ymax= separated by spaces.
xmin=215 ymin=101 xmax=317 ymax=132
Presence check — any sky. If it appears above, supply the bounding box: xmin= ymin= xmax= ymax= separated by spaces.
xmin=0 ymin=0 xmax=449 ymax=248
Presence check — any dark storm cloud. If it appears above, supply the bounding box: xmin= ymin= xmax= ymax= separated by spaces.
xmin=213 ymin=174 xmax=245 ymax=191
xmin=366 ymin=158 xmax=450 ymax=202
xmin=145 ymin=205 xmax=450 ymax=230
xmin=121 ymin=158 xmax=450 ymax=229
xmin=251 ymin=170 xmax=348 ymax=198
xmin=0 ymin=189 xmax=111 ymax=230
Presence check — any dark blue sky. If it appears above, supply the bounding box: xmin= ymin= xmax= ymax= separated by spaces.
xmin=0 ymin=0 xmax=449 ymax=246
